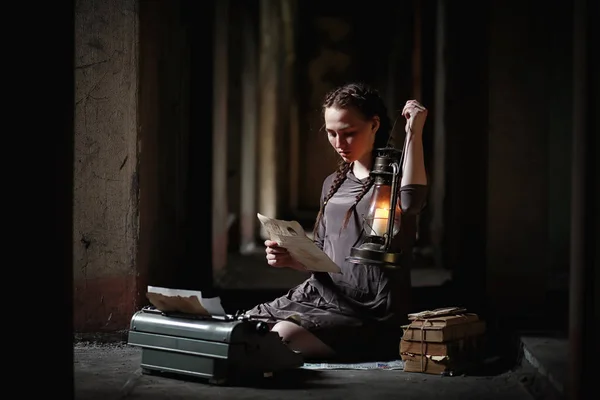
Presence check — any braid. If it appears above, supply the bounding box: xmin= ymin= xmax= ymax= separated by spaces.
xmin=341 ymin=175 xmax=374 ymax=231
xmin=312 ymin=161 xmax=351 ymax=238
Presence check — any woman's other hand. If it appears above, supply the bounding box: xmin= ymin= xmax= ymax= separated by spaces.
xmin=265 ymin=240 xmax=307 ymax=271
xmin=402 ymin=99 xmax=428 ymax=135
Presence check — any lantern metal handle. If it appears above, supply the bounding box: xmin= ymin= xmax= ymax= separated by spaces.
xmin=384 ymin=161 xmax=401 ymax=251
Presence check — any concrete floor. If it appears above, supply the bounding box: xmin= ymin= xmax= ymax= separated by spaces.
xmin=74 ymin=341 xmax=541 ymax=400
xmin=74 ymin=252 xmax=567 ymax=400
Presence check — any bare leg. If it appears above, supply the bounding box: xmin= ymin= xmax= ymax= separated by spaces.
xmin=271 ymin=321 xmax=335 ymax=360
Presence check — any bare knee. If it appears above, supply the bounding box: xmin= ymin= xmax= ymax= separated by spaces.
xmin=272 ymin=321 xmax=334 ymax=360
xmin=271 ymin=320 xmax=307 ymax=345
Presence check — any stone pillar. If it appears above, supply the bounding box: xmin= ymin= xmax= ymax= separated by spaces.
xmin=239 ymin=2 xmax=260 ymax=253
xmin=430 ymin=0 xmax=446 ymax=269
xmin=256 ymin=0 xmax=297 ymax=228
xmin=212 ymin=0 xmax=230 ymax=277
xmin=567 ymin=0 xmax=596 ymax=397
xmin=73 ymin=0 xmax=140 ymax=332
xmin=442 ymin=1 xmax=488 ymax=315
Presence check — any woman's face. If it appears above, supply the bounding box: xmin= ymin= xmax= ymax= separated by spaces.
xmin=324 ymin=106 xmax=379 ymax=164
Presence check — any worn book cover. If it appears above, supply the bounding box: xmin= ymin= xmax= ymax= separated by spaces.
xmin=399 ymin=334 xmax=484 ymax=357
xmin=407 ymin=312 xmax=479 ymax=328
xmin=401 ymin=320 xmax=486 ymax=342
xmin=401 ymin=353 xmax=474 ymax=375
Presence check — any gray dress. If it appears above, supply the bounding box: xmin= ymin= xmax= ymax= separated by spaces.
xmin=246 ymin=170 xmax=428 ymax=361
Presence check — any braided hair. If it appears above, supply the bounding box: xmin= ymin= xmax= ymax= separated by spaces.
xmin=312 ymin=82 xmax=393 ymax=238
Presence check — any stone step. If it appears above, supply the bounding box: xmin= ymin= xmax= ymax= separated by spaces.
xmin=517 ymin=334 xmax=567 ymax=400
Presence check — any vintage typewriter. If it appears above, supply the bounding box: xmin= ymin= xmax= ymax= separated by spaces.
xmin=127 ymin=306 xmax=304 ymax=385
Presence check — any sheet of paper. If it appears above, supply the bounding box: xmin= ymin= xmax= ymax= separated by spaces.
xmin=302 ymin=360 xmax=404 ymax=370
xmin=201 ymin=296 xmax=226 ymax=316
xmin=257 ymin=213 xmax=341 ymax=273
xmin=146 ymin=286 xmax=226 ymax=316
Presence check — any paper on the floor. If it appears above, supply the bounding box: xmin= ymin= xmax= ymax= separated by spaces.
xmin=302 ymin=360 xmax=404 ymax=370
xmin=146 ymin=286 xmax=226 ymax=317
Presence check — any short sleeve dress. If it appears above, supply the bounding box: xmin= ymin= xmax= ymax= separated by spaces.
xmin=245 ymin=169 xmax=428 ymax=361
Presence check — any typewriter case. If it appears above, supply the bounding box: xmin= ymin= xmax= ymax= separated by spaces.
xmin=127 ymin=306 xmax=304 ymax=384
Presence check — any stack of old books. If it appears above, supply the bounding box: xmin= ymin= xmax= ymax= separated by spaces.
xmin=400 ymin=307 xmax=486 ymax=375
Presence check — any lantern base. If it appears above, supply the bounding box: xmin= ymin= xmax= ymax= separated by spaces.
xmin=346 ymin=244 xmax=403 ymax=269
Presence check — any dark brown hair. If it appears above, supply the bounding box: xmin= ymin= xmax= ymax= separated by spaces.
xmin=313 ymin=82 xmax=393 ymax=238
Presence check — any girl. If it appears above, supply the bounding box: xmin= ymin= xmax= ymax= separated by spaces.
xmin=246 ymin=82 xmax=428 ymax=361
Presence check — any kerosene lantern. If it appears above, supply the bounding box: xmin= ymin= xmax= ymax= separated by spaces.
xmin=346 ymin=147 xmax=404 ymax=269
